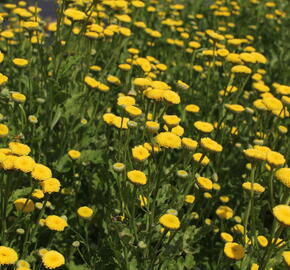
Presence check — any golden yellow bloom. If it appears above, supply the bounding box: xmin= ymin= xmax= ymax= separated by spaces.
xmin=194 ymin=121 xmax=214 ymax=133
xmin=132 ymin=145 xmax=150 ymax=162
xmin=32 ymin=189 xmax=44 ymax=199
xmin=266 ymin=151 xmax=285 ymax=168
xmin=182 ymin=137 xmax=198 ymax=150
xmin=275 ymin=168 xmax=290 ymax=188
xmin=113 ymin=116 xmax=129 ymax=129
xmin=0 ymin=246 xmax=18 ymax=265
xmin=127 ymin=170 xmax=147 ymax=185
xmin=197 ymin=177 xmax=213 ymax=190
xmin=257 ymin=235 xmax=268 ymax=247
xmin=220 ymin=232 xmax=233 ymax=242
xmin=216 ymin=206 xmax=234 ymax=219
xmin=64 ymin=8 xmax=86 ymax=21
xmin=163 ymin=90 xmax=181 ymax=104
xmin=117 ymin=96 xmax=135 ymax=107
xmin=42 ymin=250 xmax=65 ymax=269
xmin=12 ymin=58 xmax=28 ymax=67
xmin=139 ymin=195 xmax=148 ymax=207
xmin=283 ymin=251 xmax=290 ymax=267
xmin=242 ymin=182 xmax=265 ymax=193
xmin=159 ymin=214 xmax=180 ymax=230
xmin=200 ymin=137 xmax=223 ymax=152
xmin=31 ymin=164 xmax=52 ymax=181
xmin=0 ymin=124 xmax=9 ymax=137
xmin=273 ymin=205 xmax=290 ymax=226
xmin=14 ymin=198 xmax=35 ymax=213
xmin=68 ymin=150 xmax=81 ymax=160
xmin=77 ymin=206 xmax=93 ymax=219
xmin=155 ymin=132 xmax=181 ymax=149
xmin=163 ymin=114 xmax=180 ymax=128
xmin=125 ymin=105 xmax=142 ymax=117
xmin=14 ymin=156 xmax=35 ymax=173
xmin=193 ymin=153 xmax=210 ymax=165
xmin=11 ymin=92 xmax=26 ymax=103
xmin=231 ymin=65 xmax=252 ymax=74
xmin=185 ymin=104 xmax=200 ymax=113
xmin=41 ymin=178 xmax=61 ymax=193
xmin=9 ymin=142 xmax=30 ymax=156
xmin=145 ymin=121 xmax=160 ymax=133
xmin=185 ymin=195 xmax=195 ymax=204
xmin=224 ymin=242 xmax=245 ymax=260
xmin=45 ymin=215 xmax=68 ymax=231
xmin=225 ymin=104 xmax=245 ymax=113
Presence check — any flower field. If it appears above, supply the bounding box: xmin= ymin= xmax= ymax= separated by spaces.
xmin=0 ymin=0 xmax=290 ymax=269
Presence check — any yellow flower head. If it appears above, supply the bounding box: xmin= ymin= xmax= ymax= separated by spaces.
xmin=275 ymin=168 xmax=290 ymax=188
xmin=45 ymin=215 xmax=68 ymax=231
xmin=200 ymin=137 xmax=223 ymax=152
xmin=31 ymin=164 xmax=52 ymax=181
xmin=197 ymin=177 xmax=213 ymax=190
xmin=193 ymin=153 xmax=210 ymax=166
xmin=155 ymin=132 xmax=181 ymax=149
xmin=77 ymin=206 xmax=93 ymax=219
xmin=132 ymin=145 xmax=150 ymax=162
xmin=42 ymin=250 xmax=65 ymax=269
xmin=14 ymin=198 xmax=35 ymax=213
xmin=9 ymin=142 xmax=31 ymax=156
xmin=216 ymin=206 xmax=234 ymax=220
xmin=159 ymin=214 xmax=180 ymax=230
xmin=0 ymin=246 xmax=18 ymax=265
xmin=68 ymin=150 xmax=81 ymax=160
xmin=127 ymin=170 xmax=147 ymax=185
xmin=273 ymin=205 xmax=290 ymax=226
xmin=224 ymin=242 xmax=245 ymax=260
xmin=194 ymin=121 xmax=214 ymax=133
xmin=41 ymin=178 xmax=61 ymax=193
xmin=14 ymin=156 xmax=35 ymax=173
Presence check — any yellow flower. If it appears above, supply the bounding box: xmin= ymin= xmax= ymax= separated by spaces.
xmin=112 ymin=162 xmax=125 ymax=172
xmin=185 ymin=195 xmax=195 ymax=204
xmin=64 ymin=8 xmax=86 ymax=21
xmin=77 ymin=206 xmax=93 ymax=219
xmin=283 ymin=251 xmax=290 ymax=267
xmin=163 ymin=90 xmax=181 ymax=104
xmin=12 ymin=58 xmax=28 ymax=67
xmin=117 ymin=96 xmax=135 ymax=107
xmin=31 ymin=164 xmax=52 ymax=181
xmin=225 ymin=104 xmax=245 ymax=113
xmin=192 ymin=153 xmax=210 ymax=166
xmin=200 ymin=137 xmax=223 ymax=152
xmin=194 ymin=121 xmax=214 ymax=133
xmin=84 ymin=76 xmax=100 ymax=88
xmin=231 ymin=65 xmax=252 ymax=74
xmin=224 ymin=242 xmax=245 ymax=260
xmin=185 ymin=104 xmax=200 ymax=113
xmin=41 ymin=178 xmax=61 ymax=193
xmin=139 ymin=195 xmax=148 ymax=207
xmin=0 ymin=246 xmax=18 ymax=265
xmin=159 ymin=214 xmax=180 ymax=230
xmin=42 ymin=250 xmax=65 ymax=269
xmin=11 ymin=92 xmax=26 ymax=103
xmin=220 ymin=232 xmax=233 ymax=243
xmin=113 ymin=116 xmax=129 ymax=129
xmin=155 ymin=132 xmax=181 ymax=149
xmin=243 ymin=148 xmax=266 ymax=162
xmin=273 ymin=205 xmax=290 ymax=226
xmin=266 ymin=151 xmax=285 ymax=168
xmin=132 ymin=145 xmax=150 ymax=162
xmin=32 ymin=189 xmax=44 ymax=199
xmin=275 ymin=168 xmax=290 ymax=188
xmin=242 ymin=182 xmax=265 ymax=193
xmin=197 ymin=177 xmax=213 ymax=190
xmin=163 ymin=114 xmax=180 ymax=127
xmin=257 ymin=235 xmax=268 ymax=247
xmin=182 ymin=138 xmax=198 ymax=150
xmin=145 ymin=121 xmax=160 ymax=133
xmin=14 ymin=156 xmax=36 ymax=173
xmin=9 ymin=142 xmax=30 ymax=156
xmin=216 ymin=206 xmax=234 ymax=219
xmin=125 ymin=105 xmax=142 ymax=117
xmin=14 ymin=198 xmax=35 ymax=213
xmin=127 ymin=170 xmax=147 ymax=185
xmin=68 ymin=150 xmax=81 ymax=160
xmin=45 ymin=215 xmax=68 ymax=231
xmin=0 ymin=124 xmax=9 ymax=137
xmin=107 ymin=75 xmax=121 ymax=85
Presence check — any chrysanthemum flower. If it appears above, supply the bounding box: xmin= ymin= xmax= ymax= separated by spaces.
xmin=132 ymin=145 xmax=150 ymax=162
xmin=31 ymin=164 xmax=52 ymax=181
xmin=41 ymin=178 xmax=61 ymax=193
xmin=159 ymin=214 xmax=180 ymax=230
xmin=216 ymin=206 xmax=234 ymax=220
xmin=42 ymin=250 xmax=65 ymax=269
xmin=200 ymin=137 xmax=223 ymax=152
xmin=14 ymin=198 xmax=35 ymax=213
xmin=68 ymin=150 xmax=81 ymax=160
xmin=9 ymin=142 xmax=31 ymax=156
xmin=14 ymin=156 xmax=36 ymax=173
xmin=155 ymin=132 xmax=181 ymax=149
xmin=45 ymin=215 xmax=68 ymax=231
xmin=77 ymin=206 xmax=93 ymax=219
xmin=127 ymin=170 xmax=147 ymax=185
xmin=224 ymin=242 xmax=245 ymax=260
xmin=0 ymin=246 xmax=18 ymax=265
xmin=273 ymin=205 xmax=290 ymax=226
xmin=275 ymin=168 xmax=290 ymax=188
